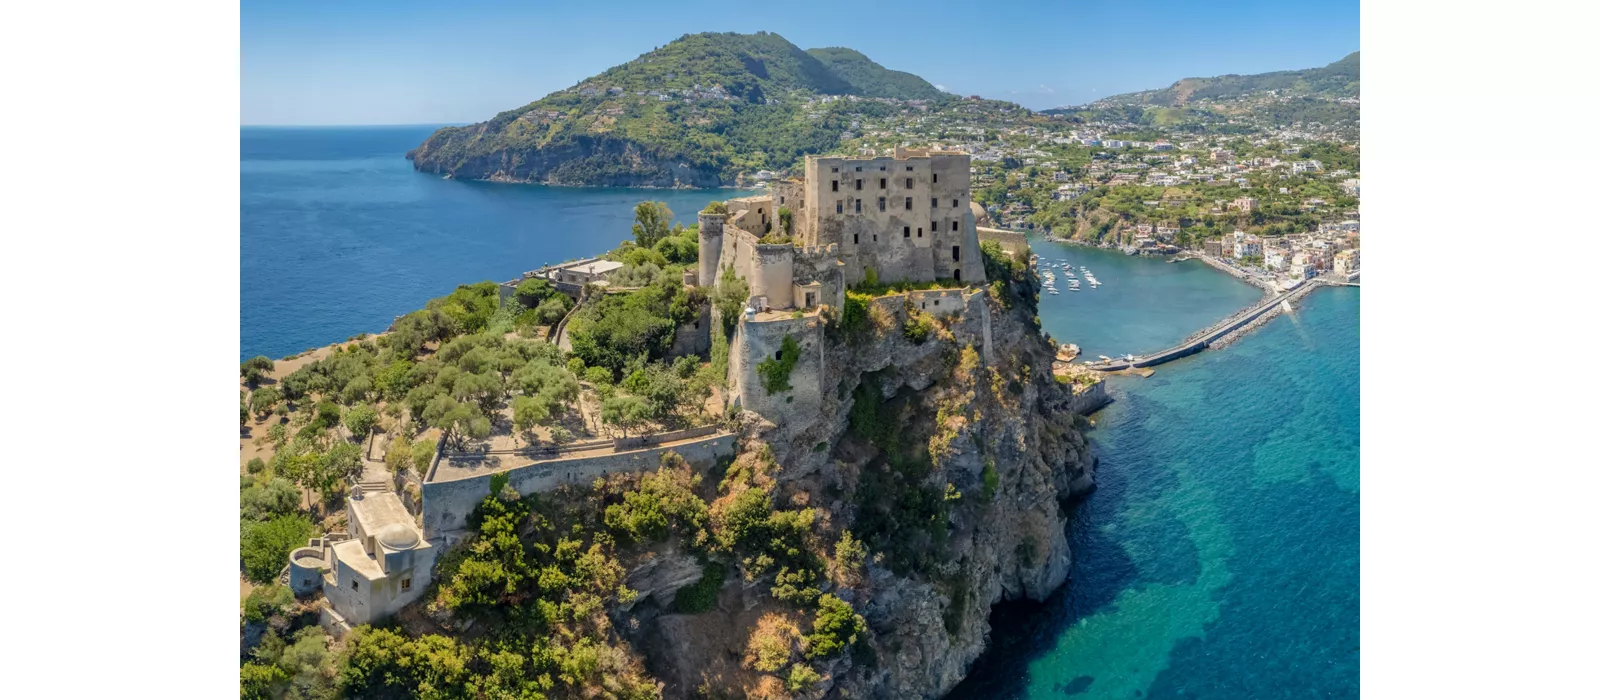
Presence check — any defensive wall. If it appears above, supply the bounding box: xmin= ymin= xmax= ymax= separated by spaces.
xmin=976 ymin=227 xmax=1030 ymax=255
xmin=729 ymin=311 xmax=827 ymax=432
xmin=420 ymin=428 xmax=736 ymax=539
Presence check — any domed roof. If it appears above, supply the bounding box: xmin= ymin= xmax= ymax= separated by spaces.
xmin=376 ymin=523 xmax=420 ymax=551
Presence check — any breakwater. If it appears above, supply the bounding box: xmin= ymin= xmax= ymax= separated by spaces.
xmin=1086 ymin=279 xmax=1331 ymax=371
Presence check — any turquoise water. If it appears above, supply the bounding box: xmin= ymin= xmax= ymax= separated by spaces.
xmin=951 ymin=284 xmax=1360 ymax=699
xmin=1030 ymin=239 xmax=1263 ymax=361
xmin=241 ymin=126 xmax=748 ymax=360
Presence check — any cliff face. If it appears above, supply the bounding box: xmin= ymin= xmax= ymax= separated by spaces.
xmin=626 ymin=294 xmax=1096 ymax=699
xmin=409 ymin=130 xmax=728 ymax=188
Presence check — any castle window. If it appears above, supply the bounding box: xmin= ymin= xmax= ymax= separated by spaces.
xmin=932 ymin=221 xmax=939 ymax=232
xmin=832 ymin=180 xmax=838 ymax=192
xmin=932 ymin=198 xmax=939 ymax=208
xmin=780 ymin=196 xmax=785 ymax=204
xmin=854 ymin=233 xmax=859 ymax=245
xmin=401 ymin=577 xmax=412 ymax=592
xmin=855 ymin=166 xmax=862 ymax=172
xmin=917 ymin=227 xmax=923 ymax=238
xmin=831 ymin=166 xmax=839 ymax=173
xmin=352 ymin=579 xmax=359 ymax=591
xmin=934 ymin=173 xmax=939 ymax=183
xmin=903 ymin=226 xmax=910 ymax=238
xmin=879 ymin=166 xmax=886 ymax=171
xmin=953 ymin=199 xmax=958 ymax=208
xmin=855 ymin=179 xmax=862 ymax=191
xmin=854 ymin=199 xmax=861 ymax=213
xmin=878 ymin=197 xmax=886 ymax=212
xmin=905 ymin=197 xmax=913 ymax=210
xmin=906 ymin=166 xmax=913 ymax=171
xmin=953 ymin=221 xmax=960 ymax=232
xmin=954 ymin=268 xmax=962 ymax=282
xmin=873 ymin=234 xmax=878 ymax=241
xmin=952 ymin=245 xmax=961 ymax=262
xmin=906 ymin=178 xmax=914 ymax=188
xmin=879 ymin=178 xmax=886 ymax=189
xmin=934 ymin=299 xmax=940 ymax=306
xmin=836 ymin=201 xmax=843 ymax=214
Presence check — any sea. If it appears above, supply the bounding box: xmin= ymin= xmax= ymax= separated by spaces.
xmin=239 ymin=127 xmax=1359 ymax=698
xmin=949 ymin=237 xmax=1360 ymax=699
xmin=240 ymin=125 xmax=748 ymax=361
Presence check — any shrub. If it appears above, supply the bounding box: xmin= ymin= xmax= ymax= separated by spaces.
xmin=246 ymin=457 xmax=267 ymax=475
xmin=249 ymin=387 xmax=283 ymax=418
xmin=410 ymin=439 xmax=437 ymax=473
xmin=671 ymin=560 xmax=727 ymax=613
xmin=755 ymin=335 xmax=800 ymax=394
xmin=786 ymin=664 xmax=821 ymax=692
xmin=242 ymin=583 xmax=294 ymax=623
xmin=902 ymin=311 xmax=935 ymax=345
xmin=241 ymin=515 xmax=317 ymax=584
xmin=805 ymin=595 xmax=865 ymax=659
xmin=342 ymin=403 xmax=378 ymax=439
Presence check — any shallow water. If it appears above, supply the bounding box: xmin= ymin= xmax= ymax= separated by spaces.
xmin=1029 ymin=239 xmax=1263 ymax=361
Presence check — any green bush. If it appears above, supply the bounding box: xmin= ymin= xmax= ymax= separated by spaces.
xmin=805 ymin=594 xmax=865 ymax=659
xmin=241 ymin=515 xmax=317 ymax=584
xmin=756 ymin=335 xmax=800 ymax=394
xmin=902 ymin=311 xmax=935 ymax=345
xmin=981 ymin=457 xmax=1000 ymax=499
xmin=671 ymin=560 xmax=727 ymax=613
xmin=242 ymin=583 xmax=294 ymax=623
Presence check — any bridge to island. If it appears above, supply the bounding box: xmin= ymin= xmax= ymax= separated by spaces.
xmin=1086 ymin=277 xmax=1355 ymax=372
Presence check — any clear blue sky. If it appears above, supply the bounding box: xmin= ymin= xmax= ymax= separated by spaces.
xmin=242 ymin=0 xmax=1358 ymax=125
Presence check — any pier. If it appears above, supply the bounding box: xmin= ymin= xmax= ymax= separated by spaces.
xmin=1086 ymin=278 xmax=1339 ymax=371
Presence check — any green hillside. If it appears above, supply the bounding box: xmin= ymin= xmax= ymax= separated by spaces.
xmin=409 ymin=32 xmax=947 ymax=187
xmin=1098 ymin=52 xmax=1360 ymax=107
xmin=805 ymin=47 xmax=948 ymax=101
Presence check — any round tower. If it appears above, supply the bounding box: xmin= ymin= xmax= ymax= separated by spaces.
xmin=698 ymin=210 xmax=726 ymax=288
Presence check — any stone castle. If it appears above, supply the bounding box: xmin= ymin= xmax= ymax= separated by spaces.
xmin=695 ymin=148 xmax=985 ymax=311
xmin=295 ymin=150 xmax=1000 ymax=633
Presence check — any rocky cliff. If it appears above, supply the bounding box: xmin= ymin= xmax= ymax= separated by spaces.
xmin=621 ymin=292 xmax=1096 ymax=699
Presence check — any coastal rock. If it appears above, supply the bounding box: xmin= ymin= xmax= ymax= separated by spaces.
xmin=631 ymin=293 xmax=1095 ymax=699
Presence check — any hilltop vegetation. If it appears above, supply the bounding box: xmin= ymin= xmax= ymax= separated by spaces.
xmin=409 ymin=32 xmax=949 ymax=187
xmin=1094 ymin=51 xmax=1360 ymax=107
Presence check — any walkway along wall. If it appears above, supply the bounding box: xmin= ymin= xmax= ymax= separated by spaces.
xmin=420 ymin=432 xmax=737 ymax=540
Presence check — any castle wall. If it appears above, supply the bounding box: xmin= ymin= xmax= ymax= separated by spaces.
xmin=420 ymin=433 xmax=737 ymax=538
xmin=750 ymin=244 xmax=795 ymax=310
xmin=667 ymin=304 xmax=712 ymax=359
xmin=770 ymin=180 xmax=808 ymax=240
xmin=906 ymin=288 xmax=968 ymax=318
xmin=731 ymin=313 xmax=826 ymax=435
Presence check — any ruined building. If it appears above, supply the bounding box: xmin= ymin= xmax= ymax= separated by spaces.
xmin=694 ymin=149 xmax=991 ymax=428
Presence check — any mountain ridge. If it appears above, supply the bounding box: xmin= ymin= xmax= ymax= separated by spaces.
xmin=1068 ymin=51 xmax=1359 ymax=110
xmin=408 ymin=32 xmax=948 ymax=187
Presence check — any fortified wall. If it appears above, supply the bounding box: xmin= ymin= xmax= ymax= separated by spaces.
xmin=420 ymin=430 xmax=737 ymax=540
xmin=727 ymin=311 xmax=827 ymax=430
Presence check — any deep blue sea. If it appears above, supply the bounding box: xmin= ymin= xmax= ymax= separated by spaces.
xmin=240 ymin=125 xmax=748 ymax=360
xmin=951 ymin=278 xmax=1360 ymax=699
xmin=241 ymin=127 xmax=1358 ymax=698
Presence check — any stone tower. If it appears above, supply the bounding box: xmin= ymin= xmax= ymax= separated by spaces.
xmin=697 ymin=210 xmax=726 ymax=287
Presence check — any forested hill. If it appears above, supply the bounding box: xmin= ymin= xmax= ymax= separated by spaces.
xmin=805 ymin=47 xmax=949 ymax=101
xmin=1088 ymin=52 xmax=1360 ymax=108
xmin=408 ymin=31 xmax=951 ymax=188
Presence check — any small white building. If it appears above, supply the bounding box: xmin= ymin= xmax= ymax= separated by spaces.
xmin=288 ymin=490 xmax=435 ymax=628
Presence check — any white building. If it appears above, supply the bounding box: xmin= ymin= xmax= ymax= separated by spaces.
xmin=288 ymin=490 xmax=436 ymax=628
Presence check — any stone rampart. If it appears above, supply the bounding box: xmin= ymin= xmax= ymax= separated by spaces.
xmin=421 ymin=432 xmax=737 ymax=538
xmin=730 ymin=313 xmax=826 ymax=435
xmin=977 ymin=227 xmax=1029 ymax=254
